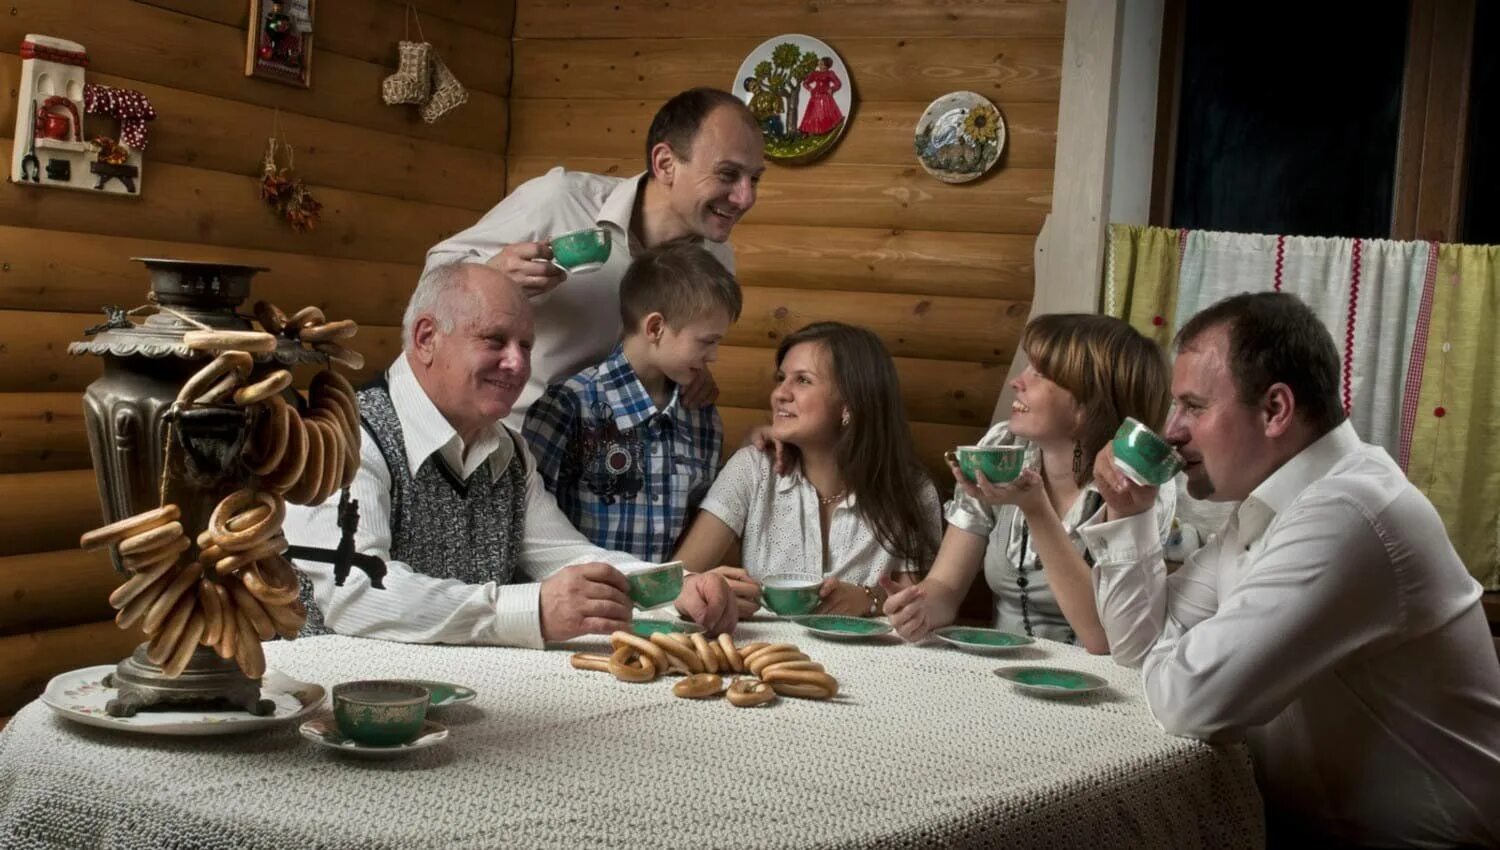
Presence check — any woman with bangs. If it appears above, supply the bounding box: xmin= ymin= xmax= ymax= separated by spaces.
xmin=884 ymin=314 xmax=1176 ymax=652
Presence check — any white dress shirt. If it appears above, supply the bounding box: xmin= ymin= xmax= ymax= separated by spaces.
xmin=283 ymin=355 xmax=649 ymax=649
xmin=699 ymin=447 xmax=943 ymax=586
xmin=424 ymin=167 xmax=736 ymax=428
xmin=1080 ymin=421 xmax=1500 ymax=847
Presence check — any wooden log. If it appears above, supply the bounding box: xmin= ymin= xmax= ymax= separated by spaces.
xmin=0 ymin=548 xmax=118 ymax=637
xmin=0 ymin=469 xmax=100 ymax=558
xmin=508 ymin=156 xmax=1052 ymax=235
xmin=0 ymin=0 xmax=507 ymax=153
xmin=713 ymin=346 xmax=1007 ymax=427
xmin=0 ymin=393 xmax=90 ymax=474
xmin=0 ymin=60 xmax=506 ymax=212
xmin=516 ymin=0 xmax=1064 ymax=39
xmin=513 ymin=36 xmax=1062 ymax=103
xmin=135 ymin=0 xmax=512 ymax=96
xmin=0 ymin=227 xmax=420 ymax=325
xmin=732 ymin=287 xmax=1028 ymax=362
xmin=0 ymin=140 xmax=475 ymax=266
xmin=719 ymin=405 xmax=972 ymax=488
xmin=509 ymin=98 xmax=1058 ymax=169
xmin=0 ymin=620 xmax=144 ymax=716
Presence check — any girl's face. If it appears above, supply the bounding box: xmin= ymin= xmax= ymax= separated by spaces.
xmin=769 ymin=342 xmax=844 ymax=449
xmin=1007 ymin=363 xmax=1083 ymax=444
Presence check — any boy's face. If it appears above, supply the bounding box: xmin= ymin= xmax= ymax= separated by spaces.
xmin=651 ymin=309 xmax=731 ymax=391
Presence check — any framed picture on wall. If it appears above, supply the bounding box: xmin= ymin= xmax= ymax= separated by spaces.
xmin=244 ymin=0 xmax=315 ymax=88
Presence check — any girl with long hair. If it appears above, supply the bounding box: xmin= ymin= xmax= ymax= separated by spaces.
xmin=674 ymin=322 xmax=941 ymax=617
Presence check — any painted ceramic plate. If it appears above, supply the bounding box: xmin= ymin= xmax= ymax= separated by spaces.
xmin=398 ymin=680 xmax=477 ymax=708
xmin=630 ymin=619 xmax=704 ymax=637
xmin=299 ymin=717 xmax=449 ymax=758
xmin=41 ymin=666 xmax=324 ymax=736
xmin=994 ymin=666 xmax=1109 ymax=698
xmin=733 ymin=34 xmax=853 ymax=164
xmin=792 ymin=615 xmax=892 ymax=640
xmin=914 ymin=91 xmax=1006 ymax=183
xmin=932 ymin=626 xmax=1035 ymax=654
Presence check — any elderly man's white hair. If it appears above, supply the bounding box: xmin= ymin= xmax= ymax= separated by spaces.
xmin=402 ymin=261 xmax=476 ymax=350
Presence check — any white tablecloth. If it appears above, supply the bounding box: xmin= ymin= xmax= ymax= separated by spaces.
xmin=0 ymin=621 xmax=1264 ymax=849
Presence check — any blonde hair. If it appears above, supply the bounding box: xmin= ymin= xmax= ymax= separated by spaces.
xmin=1022 ymin=314 xmax=1172 ymax=487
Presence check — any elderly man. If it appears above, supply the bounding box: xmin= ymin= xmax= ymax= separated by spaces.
xmin=425 ymin=87 xmax=766 ymax=426
xmin=1085 ymin=292 xmax=1500 ymax=847
xmin=284 ymin=262 xmax=738 ymax=646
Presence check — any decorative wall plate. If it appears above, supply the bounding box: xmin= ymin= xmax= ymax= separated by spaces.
xmin=733 ymin=34 xmax=852 ymax=164
xmin=914 ymin=91 xmax=1006 ymax=183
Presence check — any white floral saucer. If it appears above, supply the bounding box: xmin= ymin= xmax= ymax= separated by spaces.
xmin=299 ymin=717 xmax=449 ymax=758
xmin=41 ymin=666 xmax=324 ymax=736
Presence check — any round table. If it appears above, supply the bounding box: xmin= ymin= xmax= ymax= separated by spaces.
xmin=0 ymin=620 xmax=1264 ymax=849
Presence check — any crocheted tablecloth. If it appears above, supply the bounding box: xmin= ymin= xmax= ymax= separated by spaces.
xmin=0 ymin=622 xmax=1264 ymax=849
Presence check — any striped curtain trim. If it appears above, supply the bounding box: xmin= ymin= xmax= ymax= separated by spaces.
xmin=1397 ymin=242 xmax=1441 ymax=471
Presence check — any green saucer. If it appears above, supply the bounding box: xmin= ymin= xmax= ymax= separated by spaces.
xmin=629 ymin=619 xmax=704 ymax=637
xmin=793 ymin=615 xmax=892 ymax=640
xmin=933 ymin=626 xmax=1035 ymax=654
xmin=395 ymin=680 xmax=476 ymax=708
xmin=994 ymin=666 xmax=1108 ymax=698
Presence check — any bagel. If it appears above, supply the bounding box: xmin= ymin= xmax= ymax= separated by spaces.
xmin=80 ymin=504 xmax=180 ymax=551
xmin=299 ymin=319 xmax=358 ymax=343
xmin=244 ymin=394 xmax=291 ymax=476
xmin=725 ymin=678 xmax=776 ymax=708
xmin=209 ymin=489 xmax=281 ymax=552
xmin=313 ymin=342 xmax=364 ymax=371
xmin=176 ymin=352 xmax=253 ymax=405
xmin=609 ymin=630 xmax=670 ymax=672
xmin=260 ymin=409 xmax=308 ymax=494
xmin=672 ymin=673 xmax=723 ymax=699
xmin=607 ymin=646 xmax=657 ymax=683
xmin=253 ymin=300 xmax=288 ymax=336
xmin=569 ymin=652 xmax=612 ymax=673
xmin=233 ymin=369 xmax=293 ymax=406
xmin=762 ymin=669 xmax=839 ymax=700
xmin=717 ymin=633 xmax=744 ymax=673
xmin=184 ymin=329 xmax=277 ymax=354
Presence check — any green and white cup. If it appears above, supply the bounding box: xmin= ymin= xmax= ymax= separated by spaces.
xmin=949 ymin=444 xmax=1026 ymax=485
xmin=627 ymin=561 xmax=684 ymax=610
xmin=760 ymin=573 xmax=822 ymax=616
xmin=1111 ymin=416 xmax=1183 ymax=486
xmin=547 ymin=226 xmax=611 ymax=274
xmin=332 ymin=680 xmax=430 ymax=746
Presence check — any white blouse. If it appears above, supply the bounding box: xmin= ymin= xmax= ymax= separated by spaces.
xmin=698 ymin=447 xmax=942 ymax=587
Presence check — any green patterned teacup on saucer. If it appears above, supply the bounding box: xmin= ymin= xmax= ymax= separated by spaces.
xmin=949 ymin=445 xmax=1026 ymax=485
xmin=332 ymin=680 xmax=430 ymax=746
xmin=627 ymin=561 xmax=684 ymax=609
xmin=760 ymin=573 xmax=821 ymax=616
xmin=1111 ymin=417 xmax=1183 ymax=486
xmin=548 ymin=226 xmax=611 ymax=274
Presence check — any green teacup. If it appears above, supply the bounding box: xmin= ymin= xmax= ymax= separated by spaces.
xmin=332 ymin=680 xmax=430 ymax=747
xmin=547 ymin=226 xmax=611 ymax=273
xmin=627 ymin=561 xmax=684 ymax=609
xmin=950 ymin=445 xmax=1026 ymax=485
xmin=760 ymin=573 xmax=821 ymax=616
xmin=1111 ymin=416 xmax=1183 ymax=486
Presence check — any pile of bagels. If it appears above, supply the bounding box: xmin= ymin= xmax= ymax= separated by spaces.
xmin=82 ymin=302 xmax=363 ymax=680
xmin=570 ymin=631 xmax=839 ymax=708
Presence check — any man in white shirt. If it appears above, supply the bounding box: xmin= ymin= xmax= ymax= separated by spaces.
xmin=285 ymin=263 xmax=738 ymax=647
xmin=1082 ymin=292 xmax=1500 ymax=848
xmin=425 ymin=87 xmax=766 ymax=427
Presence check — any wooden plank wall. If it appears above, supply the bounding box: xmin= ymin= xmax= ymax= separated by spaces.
xmin=0 ymin=0 xmax=513 ymax=713
xmin=508 ymin=0 xmax=1063 ymax=482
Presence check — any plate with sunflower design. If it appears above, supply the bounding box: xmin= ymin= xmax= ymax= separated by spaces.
xmin=914 ymin=91 xmax=1006 ymax=183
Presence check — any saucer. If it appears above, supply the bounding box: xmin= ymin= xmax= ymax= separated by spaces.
xmin=994 ymin=666 xmax=1108 ymax=698
xmin=629 ymin=619 xmax=704 ymax=637
xmin=299 ymin=717 xmax=449 ymax=758
xmin=397 ymin=680 xmax=477 ymax=708
xmin=792 ymin=615 xmax=892 ymax=640
xmin=550 ymin=260 xmax=604 ymax=275
xmin=932 ymin=626 xmax=1035 ymax=654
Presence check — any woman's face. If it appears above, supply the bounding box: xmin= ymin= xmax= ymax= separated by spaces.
xmin=1007 ymin=363 xmax=1083 ymax=444
xmin=769 ymin=342 xmax=843 ymax=449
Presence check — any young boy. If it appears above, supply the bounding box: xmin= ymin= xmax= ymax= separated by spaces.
xmin=523 ymin=239 xmax=742 ymax=562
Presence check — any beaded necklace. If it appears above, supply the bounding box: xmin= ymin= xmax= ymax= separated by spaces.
xmin=1013 ymin=491 xmax=1103 ymax=644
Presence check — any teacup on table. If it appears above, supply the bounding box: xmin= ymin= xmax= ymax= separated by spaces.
xmin=547 ymin=226 xmax=611 ymax=274
xmin=332 ymin=680 xmax=430 ymax=747
xmin=1111 ymin=417 xmax=1183 ymax=486
xmin=760 ymin=573 xmax=821 ymax=616
xmin=628 ymin=561 xmax=684 ymax=609
xmin=949 ymin=445 xmax=1026 ymax=485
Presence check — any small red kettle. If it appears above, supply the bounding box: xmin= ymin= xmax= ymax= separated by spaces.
xmin=35 ymin=96 xmax=81 ymax=142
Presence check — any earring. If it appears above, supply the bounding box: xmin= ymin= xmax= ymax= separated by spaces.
xmin=840 ymin=410 xmax=851 ymax=427
xmin=1072 ymin=441 xmax=1084 ymax=477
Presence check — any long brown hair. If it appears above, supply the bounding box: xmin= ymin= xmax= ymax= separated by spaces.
xmin=775 ymin=322 xmax=940 ymax=570
xmin=1022 ymin=314 xmax=1172 ymax=487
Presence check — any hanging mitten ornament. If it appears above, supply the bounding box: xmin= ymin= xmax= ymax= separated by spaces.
xmin=421 ymin=53 xmax=468 ymax=124
xmin=382 ymin=40 xmax=433 ymax=106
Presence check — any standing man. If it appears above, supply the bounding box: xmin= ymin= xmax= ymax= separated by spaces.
xmin=1084 ymin=292 xmax=1500 ymax=847
xmin=426 ymin=87 xmax=766 ymax=427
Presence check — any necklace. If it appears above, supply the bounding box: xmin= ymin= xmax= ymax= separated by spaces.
xmin=817 ymin=488 xmax=846 ymax=506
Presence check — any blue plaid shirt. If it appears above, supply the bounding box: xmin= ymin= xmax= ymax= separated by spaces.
xmin=522 ymin=345 xmax=722 ymax=563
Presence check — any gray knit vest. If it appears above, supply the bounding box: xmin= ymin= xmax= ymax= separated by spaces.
xmin=298 ymin=375 xmax=527 ymax=636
